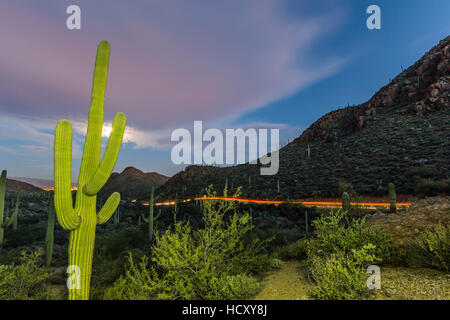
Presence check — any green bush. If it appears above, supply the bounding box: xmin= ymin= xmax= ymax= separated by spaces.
xmin=309 ymin=244 xmax=380 ymax=300
xmin=207 ymin=274 xmax=260 ymax=300
xmin=306 ymin=210 xmax=393 ymax=299
xmin=335 ymin=181 xmax=358 ymax=199
xmin=415 ymin=224 xmax=449 ymax=272
xmin=306 ymin=209 xmax=393 ymax=262
xmin=414 ymin=179 xmax=450 ymax=196
xmin=0 ymin=252 xmax=50 ymax=300
xmin=105 ymin=186 xmax=269 ymax=300
xmin=275 ymin=239 xmax=308 ymax=261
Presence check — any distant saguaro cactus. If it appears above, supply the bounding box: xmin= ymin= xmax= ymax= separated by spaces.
xmin=0 ymin=170 xmax=18 ymax=252
xmin=53 ymin=41 xmax=126 ymax=300
xmin=388 ymin=183 xmax=396 ymax=213
xmin=342 ymin=192 xmax=351 ymax=212
xmin=12 ymin=193 xmax=20 ymax=231
xmin=46 ymin=197 xmax=55 ymax=267
xmin=142 ymin=186 xmax=161 ymax=241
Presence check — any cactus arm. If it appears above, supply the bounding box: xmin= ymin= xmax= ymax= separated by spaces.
xmin=155 ymin=209 xmax=162 ymax=220
xmin=4 ymin=193 xmax=19 ymax=228
xmin=97 ymin=192 xmax=120 ymax=224
xmin=83 ymin=113 xmax=127 ymax=196
xmin=54 ymin=120 xmax=81 ymax=230
xmin=141 ymin=213 xmax=148 ymax=223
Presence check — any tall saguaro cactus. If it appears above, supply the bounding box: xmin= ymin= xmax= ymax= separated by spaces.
xmin=54 ymin=41 xmax=126 ymax=300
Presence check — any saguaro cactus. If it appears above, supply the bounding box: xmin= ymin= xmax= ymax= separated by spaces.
xmin=388 ymin=183 xmax=396 ymax=213
xmin=46 ymin=197 xmax=55 ymax=267
xmin=142 ymin=186 xmax=161 ymax=241
xmin=53 ymin=41 xmax=126 ymax=300
xmin=12 ymin=193 xmax=20 ymax=231
xmin=0 ymin=170 xmax=18 ymax=251
xmin=342 ymin=192 xmax=351 ymax=212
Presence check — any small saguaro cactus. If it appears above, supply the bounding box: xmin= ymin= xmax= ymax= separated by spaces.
xmin=342 ymin=192 xmax=351 ymax=212
xmin=1 ymin=170 xmax=19 ymax=251
xmin=307 ymin=145 xmax=311 ymax=158
xmin=277 ymin=179 xmax=280 ymax=194
xmin=141 ymin=186 xmax=161 ymax=241
xmin=388 ymin=183 xmax=396 ymax=213
xmin=53 ymin=41 xmax=127 ymax=300
xmin=305 ymin=209 xmax=309 ymax=237
xmin=46 ymin=197 xmax=55 ymax=267
xmin=12 ymin=193 xmax=20 ymax=231
xmin=113 ymin=207 xmax=120 ymax=225
xmin=173 ymin=192 xmax=179 ymax=223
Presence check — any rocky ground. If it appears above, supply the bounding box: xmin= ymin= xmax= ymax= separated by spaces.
xmin=253 ymin=261 xmax=449 ymax=300
xmin=366 ymin=196 xmax=449 ymax=245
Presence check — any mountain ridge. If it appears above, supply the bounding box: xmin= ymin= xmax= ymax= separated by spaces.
xmin=156 ymin=36 xmax=450 ymax=200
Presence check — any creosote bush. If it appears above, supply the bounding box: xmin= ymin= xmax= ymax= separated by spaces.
xmin=105 ymin=186 xmax=270 ymax=300
xmin=306 ymin=210 xmax=393 ymax=300
xmin=0 ymin=252 xmax=50 ymax=300
xmin=414 ymin=223 xmax=449 ymax=272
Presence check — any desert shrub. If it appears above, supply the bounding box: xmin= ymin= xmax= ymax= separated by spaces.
xmin=309 ymin=244 xmax=380 ymax=300
xmin=414 ymin=179 xmax=450 ymax=196
xmin=91 ymin=228 xmax=147 ymax=299
xmin=207 ymin=274 xmax=260 ymax=299
xmin=306 ymin=210 xmax=393 ymax=299
xmin=335 ymin=181 xmax=358 ymax=199
xmin=414 ymin=224 xmax=449 ymax=272
xmin=105 ymin=186 xmax=269 ymax=300
xmin=269 ymin=258 xmax=283 ymax=269
xmin=307 ymin=209 xmax=393 ymax=262
xmin=0 ymin=252 xmax=50 ymax=300
xmin=275 ymin=239 xmax=308 ymax=261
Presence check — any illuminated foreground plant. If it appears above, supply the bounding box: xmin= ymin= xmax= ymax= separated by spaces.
xmin=54 ymin=41 xmax=126 ymax=300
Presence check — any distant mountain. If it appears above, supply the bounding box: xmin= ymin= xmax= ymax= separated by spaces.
xmin=11 ymin=177 xmax=76 ymax=190
xmin=5 ymin=178 xmax=45 ymax=192
xmin=100 ymin=167 xmax=169 ymax=199
xmin=157 ymin=36 xmax=450 ymax=200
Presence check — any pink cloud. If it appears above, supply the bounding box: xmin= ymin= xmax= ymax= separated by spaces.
xmin=0 ymin=0 xmax=347 ymax=131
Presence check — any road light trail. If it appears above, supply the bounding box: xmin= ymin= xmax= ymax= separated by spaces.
xmin=143 ymin=196 xmax=411 ymax=208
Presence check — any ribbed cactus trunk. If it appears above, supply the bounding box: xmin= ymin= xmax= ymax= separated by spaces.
xmin=388 ymin=183 xmax=396 ymax=213
xmin=53 ymin=41 xmax=126 ymax=300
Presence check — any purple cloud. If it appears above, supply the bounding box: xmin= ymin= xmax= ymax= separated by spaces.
xmin=0 ymin=1 xmax=346 ymax=132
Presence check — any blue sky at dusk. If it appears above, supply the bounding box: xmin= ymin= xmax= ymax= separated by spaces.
xmin=0 ymin=0 xmax=449 ymax=180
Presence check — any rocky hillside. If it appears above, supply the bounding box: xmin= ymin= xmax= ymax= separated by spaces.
xmin=157 ymin=36 xmax=450 ymax=200
xmin=100 ymin=167 xmax=169 ymax=199
xmin=5 ymin=178 xmax=45 ymax=193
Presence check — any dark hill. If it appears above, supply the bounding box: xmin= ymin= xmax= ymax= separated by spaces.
xmin=157 ymin=36 xmax=450 ymax=200
xmin=100 ymin=167 xmax=169 ymax=199
xmin=5 ymin=178 xmax=45 ymax=193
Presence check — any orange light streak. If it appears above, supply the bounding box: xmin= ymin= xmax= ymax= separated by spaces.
xmin=135 ymin=196 xmax=412 ymax=208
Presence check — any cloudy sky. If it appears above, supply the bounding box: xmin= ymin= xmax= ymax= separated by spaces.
xmin=0 ymin=0 xmax=449 ymax=179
